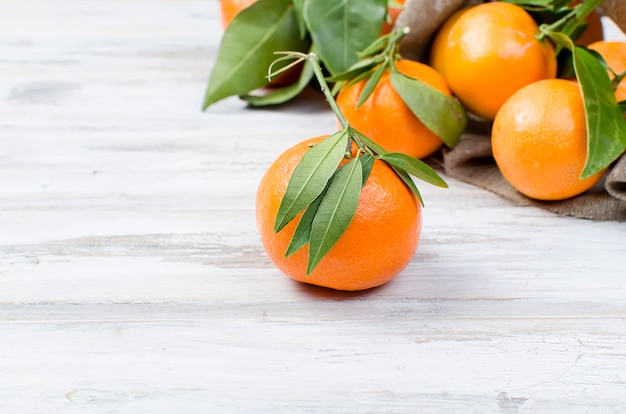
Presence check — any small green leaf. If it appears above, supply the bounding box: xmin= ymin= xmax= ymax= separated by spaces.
xmin=357 ymin=63 xmax=387 ymax=107
xmin=357 ymin=34 xmax=389 ymax=58
xmin=392 ymin=166 xmax=424 ymax=206
xmin=379 ymin=152 xmax=448 ymax=188
xmin=351 ymin=128 xmax=388 ymax=155
xmin=573 ymin=46 xmax=626 ymax=178
xmin=307 ymin=157 xmax=362 ymax=275
xmin=284 ymin=190 xmax=326 ymax=257
xmin=291 ymin=0 xmax=307 ymax=39
xmin=359 ymin=153 xmax=375 ymax=186
xmin=275 ymin=130 xmax=349 ymax=232
xmin=303 ymin=0 xmax=387 ymax=75
xmin=326 ymin=56 xmax=383 ymax=82
xmin=242 ymin=59 xmax=314 ymax=106
xmin=331 ymin=68 xmax=376 ymax=96
xmin=390 ymin=71 xmax=467 ymax=148
xmin=203 ymin=0 xmax=308 ymax=109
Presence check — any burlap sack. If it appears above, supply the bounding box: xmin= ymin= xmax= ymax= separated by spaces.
xmin=396 ymin=0 xmax=626 ymax=221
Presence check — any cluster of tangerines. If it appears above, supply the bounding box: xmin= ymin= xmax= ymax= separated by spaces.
xmin=218 ymin=0 xmax=626 ymax=291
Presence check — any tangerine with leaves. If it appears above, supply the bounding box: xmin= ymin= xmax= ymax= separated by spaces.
xmin=256 ymin=136 xmax=421 ymax=291
xmin=336 ymin=59 xmax=451 ymax=160
xmin=587 ymin=41 xmax=626 ymax=102
xmin=441 ymin=2 xmax=557 ymax=120
xmin=492 ymin=79 xmax=606 ymax=201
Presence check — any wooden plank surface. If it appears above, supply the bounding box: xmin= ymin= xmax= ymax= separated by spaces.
xmin=1 ymin=1 xmax=625 ymax=412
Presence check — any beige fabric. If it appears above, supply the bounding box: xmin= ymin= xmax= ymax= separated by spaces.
xmin=397 ymin=0 xmax=626 ymax=221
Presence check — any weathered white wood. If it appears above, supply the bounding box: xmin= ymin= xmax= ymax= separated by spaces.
xmin=1 ymin=1 xmax=625 ymax=412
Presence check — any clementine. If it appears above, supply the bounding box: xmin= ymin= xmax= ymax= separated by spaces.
xmin=336 ymin=59 xmax=451 ymax=159
xmin=443 ymin=2 xmax=557 ymax=120
xmin=256 ymin=136 xmax=421 ymax=291
xmin=492 ymin=79 xmax=605 ymax=201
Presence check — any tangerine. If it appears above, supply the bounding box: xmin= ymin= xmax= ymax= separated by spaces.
xmin=442 ymin=2 xmax=557 ymax=120
xmin=336 ymin=59 xmax=451 ymax=159
xmin=492 ymin=79 xmax=605 ymax=201
xmin=587 ymin=41 xmax=626 ymax=102
xmin=256 ymin=136 xmax=421 ymax=291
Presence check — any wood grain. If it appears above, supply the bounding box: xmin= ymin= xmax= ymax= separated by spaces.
xmin=1 ymin=1 xmax=625 ymax=412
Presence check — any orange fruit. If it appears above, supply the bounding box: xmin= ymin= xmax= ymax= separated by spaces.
xmin=428 ymin=8 xmax=466 ymax=77
xmin=336 ymin=59 xmax=451 ymax=159
xmin=492 ymin=79 xmax=605 ymax=201
xmin=381 ymin=0 xmax=406 ymax=36
xmin=443 ymin=2 xmax=557 ymax=120
xmin=587 ymin=41 xmax=626 ymax=102
xmin=256 ymin=136 xmax=421 ymax=291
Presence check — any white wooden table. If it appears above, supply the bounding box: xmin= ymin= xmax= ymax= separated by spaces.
xmin=1 ymin=1 xmax=625 ymax=412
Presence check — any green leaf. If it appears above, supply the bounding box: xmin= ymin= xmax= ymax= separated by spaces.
xmin=275 ymin=130 xmax=349 ymax=232
xmin=359 ymin=153 xmax=375 ymax=186
xmin=284 ymin=189 xmax=326 ymax=257
xmin=357 ymin=33 xmax=389 ymax=58
xmin=307 ymin=157 xmax=362 ymax=275
xmin=390 ymin=71 xmax=467 ymax=148
xmin=326 ymin=56 xmax=383 ymax=83
xmin=285 ymin=152 xmax=372 ymax=258
xmin=203 ymin=0 xmax=309 ymax=109
xmin=291 ymin=0 xmax=307 ymax=39
xmin=303 ymin=0 xmax=387 ymax=75
xmin=392 ymin=166 xmax=424 ymax=206
xmin=573 ymin=46 xmax=626 ymax=178
xmin=241 ymin=59 xmax=314 ymax=106
xmin=379 ymin=152 xmax=448 ymax=188
xmin=357 ymin=62 xmax=387 ymax=107
xmin=351 ymin=128 xmax=388 ymax=155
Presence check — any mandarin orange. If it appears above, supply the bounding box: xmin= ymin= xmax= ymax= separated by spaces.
xmin=492 ymin=79 xmax=605 ymax=201
xmin=256 ymin=136 xmax=421 ymax=291
xmin=443 ymin=2 xmax=557 ymax=120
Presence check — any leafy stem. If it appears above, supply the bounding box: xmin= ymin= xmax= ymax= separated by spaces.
xmin=536 ymin=0 xmax=605 ymax=55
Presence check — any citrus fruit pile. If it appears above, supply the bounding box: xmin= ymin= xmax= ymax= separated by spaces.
xmin=428 ymin=1 xmax=625 ymax=201
xmin=207 ymin=0 xmax=626 ymax=291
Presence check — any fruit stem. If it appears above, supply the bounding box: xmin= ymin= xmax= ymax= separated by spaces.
xmin=537 ymin=0 xmax=604 ymax=46
xmin=307 ymin=53 xmax=350 ymax=130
